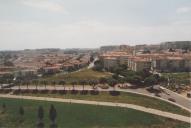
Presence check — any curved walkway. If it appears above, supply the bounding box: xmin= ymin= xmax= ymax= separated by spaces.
xmin=10 ymin=85 xmax=191 ymax=112
xmin=0 ymin=94 xmax=190 ymax=123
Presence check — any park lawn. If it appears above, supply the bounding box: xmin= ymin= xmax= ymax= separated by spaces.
xmin=0 ymin=98 xmax=189 ymax=128
xmin=24 ymin=91 xmax=190 ymax=117
xmin=162 ymin=72 xmax=190 ymax=85
xmin=41 ymin=69 xmax=111 ymax=84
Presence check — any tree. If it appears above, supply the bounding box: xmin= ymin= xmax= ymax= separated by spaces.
xmin=33 ymin=80 xmax=39 ymax=90
xmin=118 ymin=77 xmax=126 ymax=85
xmin=17 ymin=80 xmax=21 ymax=90
xmin=137 ymin=69 xmax=152 ymax=79
xmin=37 ymin=106 xmax=44 ymax=128
xmin=79 ymin=80 xmax=86 ymax=91
xmin=107 ymin=78 xmax=118 ymax=90
xmin=88 ymin=80 xmax=98 ymax=89
xmin=88 ymin=80 xmax=93 ymax=87
xmin=71 ymin=81 xmax=77 ymax=90
xmin=93 ymin=80 xmax=98 ymax=89
xmin=90 ymin=55 xmax=94 ymax=62
xmin=59 ymin=80 xmax=65 ymax=90
xmin=130 ymin=75 xmax=142 ymax=85
xmin=49 ymin=104 xmax=57 ymax=128
xmin=99 ymin=77 xmax=107 ymax=85
xmin=93 ymin=60 xmax=103 ymax=71
xmin=43 ymin=81 xmax=47 ymax=90
xmin=19 ymin=106 xmax=24 ymax=122
xmin=144 ymin=75 xmax=158 ymax=88
xmin=0 ymin=81 xmax=2 ymax=89
xmin=112 ymin=74 xmax=119 ymax=80
xmin=26 ymin=81 xmax=29 ymax=90
xmin=51 ymin=81 xmax=56 ymax=90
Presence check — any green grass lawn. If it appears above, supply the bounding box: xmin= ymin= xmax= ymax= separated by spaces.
xmin=41 ymin=69 xmax=111 ymax=84
xmin=23 ymin=91 xmax=190 ymax=116
xmin=0 ymin=98 xmax=189 ymax=128
xmin=162 ymin=72 xmax=190 ymax=85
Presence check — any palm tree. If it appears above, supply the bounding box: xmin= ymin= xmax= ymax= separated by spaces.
xmin=49 ymin=104 xmax=57 ymax=128
xmin=26 ymin=81 xmax=29 ymax=90
xmin=0 ymin=80 xmax=2 ymax=89
xmin=93 ymin=80 xmax=98 ymax=90
xmin=59 ymin=80 xmax=65 ymax=90
xmin=18 ymin=80 xmax=21 ymax=90
xmin=71 ymin=81 xmax=77 ymax=90
xmin=79 ymin=80 xmax=86 ymax=91
xmin=88 ymin=80 xmax=93 ymax=89
xmin=43 ymin=81 xmax=47 ymax=90
xmin=51 ymin=81 xmax=56 ymax=90
xmin=37 ymin=106 xmax=44 ymax=128
xmin=34 ymin=80 xmax=39 ymax=90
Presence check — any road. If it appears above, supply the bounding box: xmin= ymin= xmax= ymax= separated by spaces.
xmin=87 ymin=57 xmax=98 ymax=69
xmin=159 ymin=87 xmax=191 ymax=111
xmin=0 ymin=94 xmax=190 ymax=123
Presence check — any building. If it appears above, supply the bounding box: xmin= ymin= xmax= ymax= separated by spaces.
xmin=103 ymin=57 xmax=118 ymax=70
xmin=14 ymin=69 xmax=37 ymax=77
xmin=100 ymin=50 xmax=191 ymax=72
xmin=100 ymin=45 xmax=120 ymax=53
xmin=128 ymin=57 xmax=151 ymax=72
xmin=100 ymin=51 xmax=130 ymax=69
xmin=160 ymin=41 xmax=191 ymax=50
xmin=152 ymin=56 xmax=191 ymax=72
xmin=39 ymin=66 xmax=60 ymax=74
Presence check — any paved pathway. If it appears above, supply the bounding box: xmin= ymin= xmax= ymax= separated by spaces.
xmin=0 ymin=94 xmax=190 ymax=123
xmin=10 ymin=85 xmax=191 ymax=112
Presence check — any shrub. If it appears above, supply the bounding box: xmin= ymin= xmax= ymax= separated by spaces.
xmin=109 ymin=91 xmax=120 ymax=96
xmin=70 ymin=90 xmax=78 ymax=95
xmin=90 ymin=90 xmax=99 ymax=95
xmin=80 ymin=90 xmax=88 ymax=95
xmin=58 ymin=90 xmax=67 ymax=95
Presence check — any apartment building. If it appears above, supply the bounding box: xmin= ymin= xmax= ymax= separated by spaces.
xmin=100 ymin=51 xmax=131 ymax=70
xmin=100 ymin=51 xmax=191 ymax=72
xmin=103 ymin=57 xmax=118 ymax=70
xmin=128 ymin=57 xmax=151 ymax=72
xmin=152 ymin=56 xmax=191 ymax=72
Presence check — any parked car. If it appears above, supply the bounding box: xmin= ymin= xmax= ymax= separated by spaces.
xmin=187 ymin=93 xmax=191 ymax=98
xmin=98 ymin=84 xmax=109 ymax=89
xmin=155 ymin=93 xmax=161 ymax=97
xmin=168 ymin=98 xmax=176 ymax=102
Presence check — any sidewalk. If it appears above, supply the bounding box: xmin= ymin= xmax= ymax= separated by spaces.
xmin=0 ymin=94 xmax=190 ymax=123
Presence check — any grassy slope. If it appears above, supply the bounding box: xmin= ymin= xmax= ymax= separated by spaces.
xmin=24 ymin=91 xmax=190 ymax=116
xmin=162 ymin=72 xmax=190 ymax=84
xmin=0 ymin=98 xmax=189 ymax=128
xmin=41 ymin=69 xmax=111 ymax=84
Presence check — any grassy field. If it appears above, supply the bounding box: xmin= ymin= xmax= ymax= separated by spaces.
xmin=162 ymin=72 xmax=190 ymax=85
xmin=23 ymin=91 xmax=190 ymax=116
xmin=0 ymin=98 xmax=189 ymax=128
xmin=41 ymin=69 xmax=111 ymax=84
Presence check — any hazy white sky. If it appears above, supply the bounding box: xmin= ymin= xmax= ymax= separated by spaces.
xmin=0 ymin=0 xmax=191 ymax=50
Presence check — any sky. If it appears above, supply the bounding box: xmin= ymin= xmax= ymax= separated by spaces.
xmin=0 ymin=0 xmax=191 ymax=50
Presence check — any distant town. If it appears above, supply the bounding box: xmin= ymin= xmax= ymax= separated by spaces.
xmin=0 ymin=41 xmax=190 ymax=128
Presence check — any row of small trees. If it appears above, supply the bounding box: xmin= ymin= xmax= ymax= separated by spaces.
xmin=13 ymin=78 xmax=115 ymax=90
xmin=1 ymin=103 xmax=57 ymax=128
